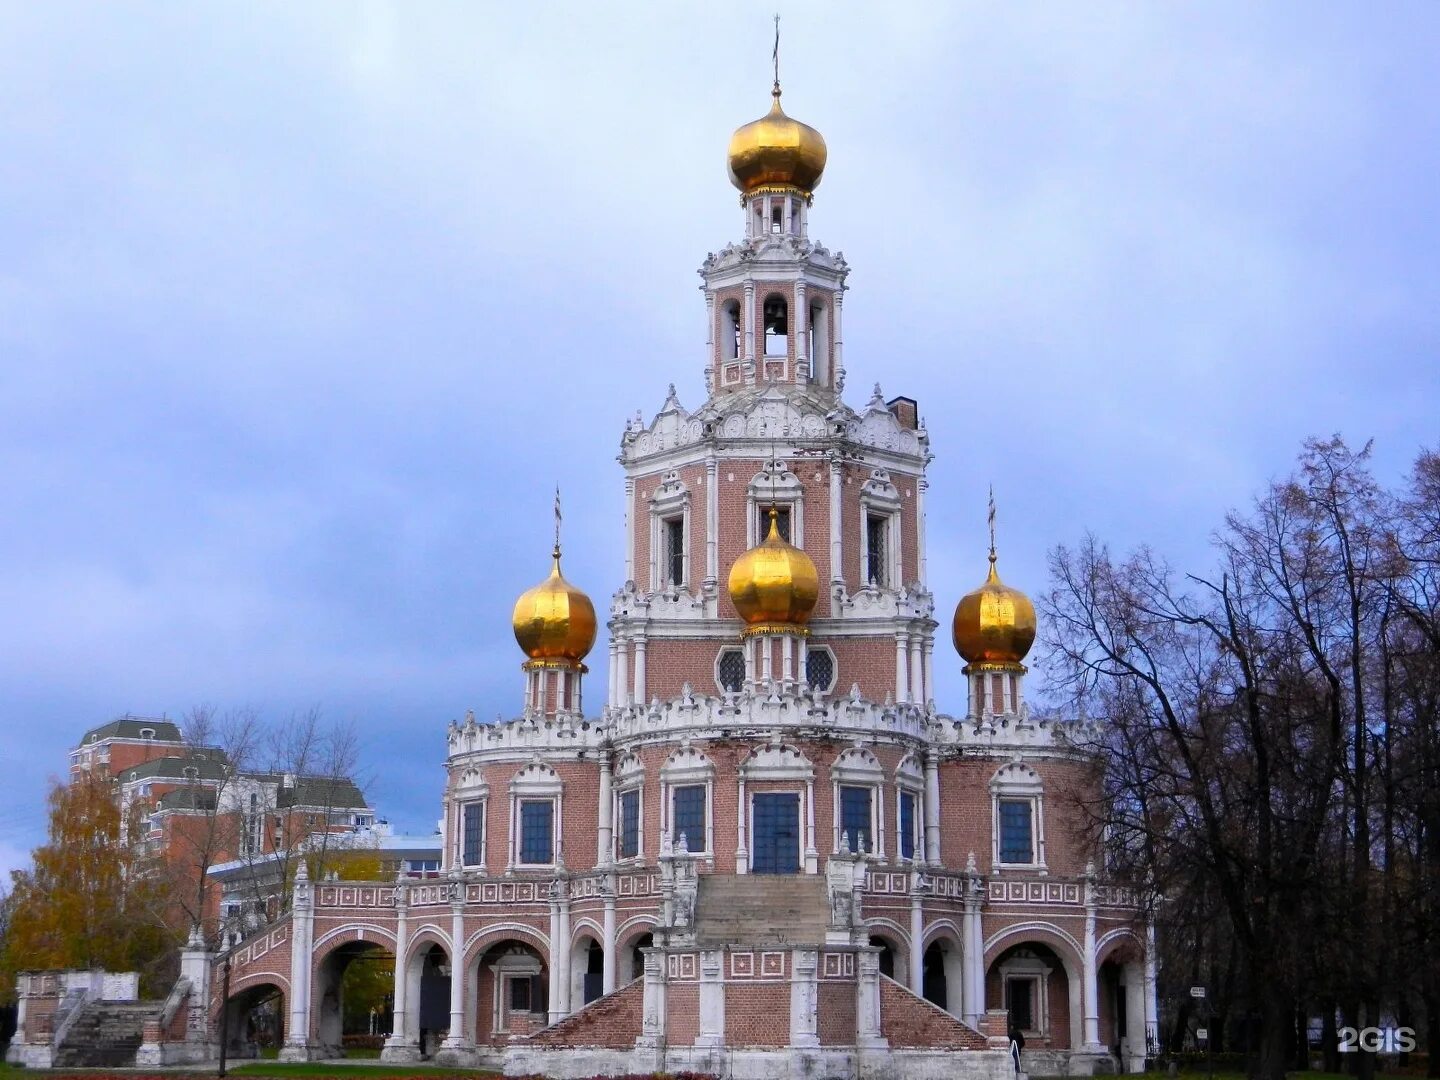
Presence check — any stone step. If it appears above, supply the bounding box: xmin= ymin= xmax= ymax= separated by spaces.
xmin=694 ymin=874 xmax=830 ymax=947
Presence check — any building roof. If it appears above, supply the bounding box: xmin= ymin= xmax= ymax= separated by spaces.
xmin=154 ymin=788 xmax=219 ymax=812
xmin=77 ymin=717 xmax=184 ymax=746
xmin=252 ymin=775 xmax=370 ymax=811
xmin=119 ymin=753 xmax=231 ymax=784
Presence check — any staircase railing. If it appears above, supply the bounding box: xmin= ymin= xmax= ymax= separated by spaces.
xmin=49 ymin=988 xmax=91 ymax=1052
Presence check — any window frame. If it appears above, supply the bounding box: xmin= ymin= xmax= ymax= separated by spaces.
xmin=661 ymin=745 xmax=715 ymax=860
xmin=460 ymin=799 xmax=487 ymax=868
xmin=648 ymin=472 xmax=691 ymax=593
xmin=617 ymin=788 xmax=641 ymax=861
xmin=715 ymin=646 xmax=746 ymax=694
xmin=989 ymin=761 xmax=1047 ymax=871
xmin=804 ymin=645 xmax=837 ymax=694
xmin=830 ymin=747 xmax=885 ymax=858
xmin=838 ymin=784 xmax=874 ymax=854
xmin=670 ymin=783 xmax=707 ymax=855
xmin=745 ymin=462 xmax=805 ymax=549
xmin=508 ymin=761 xmax=564 ymax=871
xmin=858 ymin=470 xmax=903 ymax=590
xmin=518 ymin=799 xmax=555 ymax=866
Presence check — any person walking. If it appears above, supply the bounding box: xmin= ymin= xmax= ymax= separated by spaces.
xmin=1009 ymin=1023 xmax=1026 ymax=1075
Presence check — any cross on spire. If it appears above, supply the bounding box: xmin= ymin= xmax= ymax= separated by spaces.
xmin=553 ymin=486 xmax=563 ymax=560
xmin=988 ymin=484 xmax=997 ymax=565
xmin=772 ymin=13 xmax=782 ymax=98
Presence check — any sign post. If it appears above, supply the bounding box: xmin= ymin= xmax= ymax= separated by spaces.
xmin=1190 ymin=987 xmax=1211 ymax=1080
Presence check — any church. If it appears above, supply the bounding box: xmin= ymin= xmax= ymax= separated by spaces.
xmin=107 ymin=71 xmax=1155 ymax=1080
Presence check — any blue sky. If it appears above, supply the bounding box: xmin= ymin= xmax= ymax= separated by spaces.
xmin=2 ymin=3 xmax=1437 ymax=880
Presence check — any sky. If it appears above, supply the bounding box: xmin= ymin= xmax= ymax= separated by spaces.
xmin=2 ymin=3 xmax=1437 ymax=882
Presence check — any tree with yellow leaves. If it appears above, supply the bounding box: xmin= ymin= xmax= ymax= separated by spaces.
xmin=0 ymin=774 xmax=178 ymax=998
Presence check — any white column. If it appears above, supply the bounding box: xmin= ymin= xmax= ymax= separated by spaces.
xmin=916 ymin=476 xmax=928 ymax=586
xmin=790 ymin=949 xmax=820 ymax=1047
xmin=383 ymin=886 xmax=416 ymax=1059
xmin=828 ymin=453 xmax=844 ymax=586
xmin=804 ymin=779 xmax=818 ymax=871
xmin=909 ymin=892 xmax=925 ymax=992
xmin=962 ymin=884 xmax=985 ymax=1028
xmin=742 ymin=280 xmax=756 ymax=384
xmin=1124 ymin=961 xmax=1147 ymax=1071
xmin=923 ymin=754 xmax=941 ymax=864
xmin=697 ymin=950 xmax=725 ymax=1047
xmin=781 ymin=634 xmax=794 ymax=685
xmin=908 ymin=636 xmax=923 ymax=707
xmin=856 ymin=947 xmax=886 ymax=1048
xmin=633 ymin=638 xmax=647 ymax=708
xmin=607 ymin=642 xmax=618 ymax=708
xmin=923 ymin=635 xmax=936 ymax=706
xmin=597 ymin=756 xmax=614 ymax=865
xmin=1144 ymin=920 xmax=1160 ymax=1056
xmin=797 ymin=636 xmax=809 ymax=691
xmin=602 ymin=880 xmax=617 ymax=993
xmin=624 ymin=478 xmax=635 ymax=584
xmin=794 ymin=280 xmax=809 ymax=383
xmin=546 ymin=896 xmax=562 ymax=1025
xmin=280 ymin=864 xmax=313 ymax=1059
xmin=895 ymin=634 xmax=910 ymax=703
xmin=833 ymin=292 xmax=846 ymax=392
xmin=556 ymin=888 xmax=572 ymax=1017
xmin=705 ymin=455 xmax=719 ymax=588
xmin=616 ymin=637 xmax=631 ymax=707
xmin=761 ymin=636 xmax=773 ymax=684
xmin=704 ymin=291 xmax=715 ymax=391
xmin=1082 ymin=886 xmax=1102 ymax=1050
xmin=442 ymin=897 xmax=467 ymax=1049
xmin=735 ymin=777 xmax=748 ymax=873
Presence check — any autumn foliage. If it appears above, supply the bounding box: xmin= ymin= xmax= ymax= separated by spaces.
xmin=0 ymin=773 xmax=178 ymax=999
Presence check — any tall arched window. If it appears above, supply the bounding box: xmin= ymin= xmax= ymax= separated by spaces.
xmin=721 ymin=300 xmax=741 ymax=361
xmin=763 ymin=295 xmax=788 ymax=356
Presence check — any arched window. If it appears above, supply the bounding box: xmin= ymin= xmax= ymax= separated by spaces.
xmin=763 ymin=295 xmax=788 ymax=356
xmin=721 ymin=300 xmax=740 ymax=361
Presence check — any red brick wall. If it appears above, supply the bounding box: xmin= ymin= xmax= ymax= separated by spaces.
xmin=524 ymin=979 xmax=643 ymax=1048
xmin=879 ymin=975 xmax=988 ymax=1049
xmin=724 ymin=983 xmax=790 ymax=1046
xmin=817 ymin=982 xmax=856 ymax=1045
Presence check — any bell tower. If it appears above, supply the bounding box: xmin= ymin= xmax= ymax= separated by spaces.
xmin=703 ymin=69 xmax=846 ymax=396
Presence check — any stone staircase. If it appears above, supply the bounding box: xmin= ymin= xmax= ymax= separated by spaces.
xmin=53 ymin=1000 xmax=162 ymax=1068
xmin=694 ymin=874 xmax=830 ymax=948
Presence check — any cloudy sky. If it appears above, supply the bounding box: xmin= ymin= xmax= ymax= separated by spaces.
xmin=2 ymin=3 xmax=1437 ymax=880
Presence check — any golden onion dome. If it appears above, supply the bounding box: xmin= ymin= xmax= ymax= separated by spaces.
xmin=512 ymin=548 xmax=597 ymax=663
xmin=952 ymin=555 xmax=1037 ymax=666
xmin=728 ymin=507 xmax=820 ymax=630
xmin=727 ymin=87 xmax=827 ymax=197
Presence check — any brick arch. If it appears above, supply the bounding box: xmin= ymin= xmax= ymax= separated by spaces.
xmin=616 ymin=915 xmax=659 ymax=948
xmin=864 ymin=916 xmax=912 ymax=951
xmin=229 ymin=971 xmax=289 ymax=996
xmin=1096 ymin=927 xmax=1145 ymax=967
xmin=919 ymin=918 xmax=964 ymax=951
xmin=402 ymin=927 xmax=454 ymax=969
xmin=570 ymin=917 xmax=605 ymax=948
xmin=311 ymin=923 xmax=397 ymax=966
xmin=983 ymin=921 xmax=1084 ymax=972
xmin=462 ymin=922 xmax=551 ymax=968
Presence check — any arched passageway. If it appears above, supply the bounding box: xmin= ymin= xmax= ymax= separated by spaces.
xmin=618 ymin=931 xmax=653 ymax=984
xmin=570 ymin=935 xmax=604 ymax=1007
xmin=987 ymin=941 xmax=1078 ymax=1050
xmin=314 ymin=940 xmax=394 ymax=1056
xmin=469 ymin=939 xmax=548 ymax=1044
xmin=868 ymin=935 xmax=897 ymax=982
xmin=921 ymin=936 xmax=965 ymax=1016
xmin=221 ymin=982 xmax=284 ymax=1059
